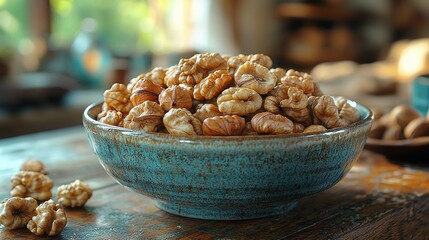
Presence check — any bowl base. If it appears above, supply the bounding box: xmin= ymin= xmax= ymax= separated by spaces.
xmin=155 ymin=201 xmax=298 ymax=220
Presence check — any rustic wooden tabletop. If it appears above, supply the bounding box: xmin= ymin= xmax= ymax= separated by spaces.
xmin=0 ymin=126 xmax=428 ymax=240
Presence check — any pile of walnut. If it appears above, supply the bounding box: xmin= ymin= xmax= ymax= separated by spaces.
xmin=0 ymin=159 xmax=93 ymax=236
xmin=98 ymin=53 xmax=361 ymax=136
xmin=370 ymin=105 xmax=429 ymax=140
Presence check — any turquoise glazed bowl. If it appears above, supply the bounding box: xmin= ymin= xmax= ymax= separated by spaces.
xmin=83 ymin=99 xmax=373 ymax=220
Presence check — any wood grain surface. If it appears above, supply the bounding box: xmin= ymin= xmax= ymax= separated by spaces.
xmin=0 ymin=127 xmax=428 ymax=240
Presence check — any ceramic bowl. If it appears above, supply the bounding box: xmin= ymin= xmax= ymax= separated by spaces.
xmin=83 ymin=99 xmax=373 ymax=220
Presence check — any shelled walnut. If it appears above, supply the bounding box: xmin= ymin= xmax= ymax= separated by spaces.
xmin=0 ymin=197 xmax=38 ymax=230
xmin=11 ymin=171 xmax=53 ymax=201
xmin=163 ymin=108 xmax=202 ymax=136
xmin=123 ymin=101 xmax=165 ymax=132
xmin=95 ymin=52 xmax=360 ymax=136
xmin=20 ymin=159 xmax=47 ymax=175
xmin=202 ymin=115 xmax=246 ymax=136
xmin=56 ymin=180 xmax=93 ymax=208
xmin=27 ymin=200 xmax=67 ymax=236
xmin=103 ymin=83 xmax=133 ymax=114
xmin=251 ymin=112 xmax=294 ymax=135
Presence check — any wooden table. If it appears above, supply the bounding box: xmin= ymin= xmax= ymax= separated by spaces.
xmin=1 ymin=126 xmax=428 ymax=239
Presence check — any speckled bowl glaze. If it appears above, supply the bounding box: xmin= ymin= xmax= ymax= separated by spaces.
xmin=83 ymin=99 xmax=373 ymax=220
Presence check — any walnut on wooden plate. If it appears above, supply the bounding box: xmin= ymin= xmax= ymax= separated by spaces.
xmin=0 ymin=197 xmax=38 ymax=229
xmin=27 ymin=199 xmax=67 ymax=236
xmin=56 ymin=180 xmax=93 ymax=208
xmin=11 ymin=171 xmax=53 ymax=201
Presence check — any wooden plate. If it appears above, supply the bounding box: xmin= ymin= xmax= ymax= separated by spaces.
xmin=365 ymin=137 xmax=429 ymax=160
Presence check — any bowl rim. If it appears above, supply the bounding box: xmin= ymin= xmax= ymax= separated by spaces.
xmin=83 ymin=98 xmax=373 ymax=141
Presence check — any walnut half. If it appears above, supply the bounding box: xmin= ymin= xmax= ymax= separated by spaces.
xmin=20 ymin=159 xmax=47 ymax=175
xmin=11 ymin=171 xmax=54 ymax=201
xmin=27 ymin=200 xmax=67 ymax=236
xmin=56 ymin=180 xmax=93 ymax=208
xmin=0 ymin=197 xmax=38 ymax=230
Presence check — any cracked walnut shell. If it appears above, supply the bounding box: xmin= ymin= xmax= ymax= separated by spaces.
xmin=163 ymin=108 xmax=202 ymax=136
xmin=56 ymin=180 xmax=93 ymax=208
xmin=251 ymin=112 xmax=294 ymax=135
xmin=27 ymin=199 xmax=67 ymax=236
xmin=0 ymin=197 xmax=38 ymax=229
xmin=234 ymin=62 xmax=276 ymax=95
xmin=217 ymin=87 xmax=262 ymax=116
xmin=11 ymin=171 xmax=53 ymax=201
xmin=123 ymin=101 xmax=165 ymax=132
xmin=193 ymin=70 xmax=233 ymax=101
xmin=202 ymin=115 xmax=246 ymax=136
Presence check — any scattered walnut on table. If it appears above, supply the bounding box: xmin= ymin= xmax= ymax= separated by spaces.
xmin=251 ymin=112 xmax=294 ymax=135
xmin=193 ymin=69 xmax=233 ymax=101
xmin=56 ymin=180 xmax=93 ymax=208
xmin=0 ymin=197 xmax=38 ymax=230
xmin=193 ymin=104 xmax=223 ymax=122
xmin=123 ymin=101 xmax=165 ymax=132
xmin=103 ymin=83 xmax=133 ymax=114
xmin=27 ymin=199 xmax=67 ymax=236
xmin=130 ymin=78 xmax=164 ymax=106
xmin=163 ymin=108 xmax=202 ymax=136
xmin=202 ymin=115 xmax=246 ymax=136
xmin=217 ymin=87 xmax=262 ymax=116
xmin=20 ymin=159 xmax=47 ymax=175
xmin=234 ymin=61 xmax=276 ymax=95
xmin=11 ymin=171 xmax=53 ymax=201
xmin=159 ymin=85 xmax=193 ymax=111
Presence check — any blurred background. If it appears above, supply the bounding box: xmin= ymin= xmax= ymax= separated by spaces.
xmin=1 ymin=0 xmax=429 ymax=138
